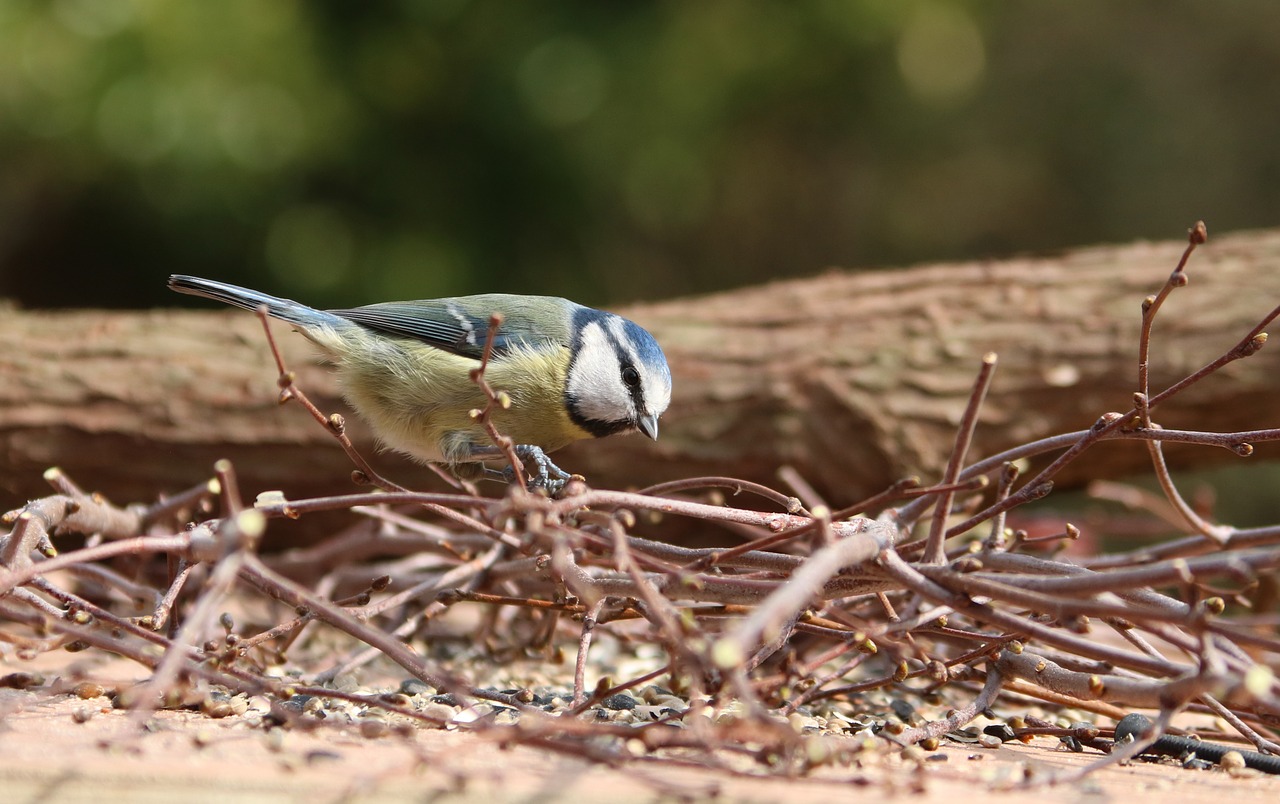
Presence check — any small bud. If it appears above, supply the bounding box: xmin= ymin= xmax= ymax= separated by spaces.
xmin=1094 ymin=412 xmax=1123 ymax=430
xmin=1240 ymin=333 xmax=1268 ymax=357
xmin=1189 ymin=220 xmax=1207 ymax=244
xmin=435 ymin=589 xmax=463 ymax=606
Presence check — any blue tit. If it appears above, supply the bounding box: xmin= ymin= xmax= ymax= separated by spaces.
xmin=168 ymin=275 xmax=672 ymax=489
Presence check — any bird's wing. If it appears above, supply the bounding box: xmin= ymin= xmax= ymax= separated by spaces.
xmin=329 ymin=298 xmax=562 ymax=360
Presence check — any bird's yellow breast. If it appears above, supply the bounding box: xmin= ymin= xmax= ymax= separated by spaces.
xmin=305 ymin=325 xmax=592 ymax=465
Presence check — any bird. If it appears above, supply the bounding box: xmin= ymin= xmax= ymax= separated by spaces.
xmin=168 ymin=275 xmax=672 ymax=489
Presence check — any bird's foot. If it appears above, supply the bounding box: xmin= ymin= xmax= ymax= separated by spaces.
xmin=480 ymin=445 xmax=572 ymax=493
xmin=512 ymin=445 xmax=572 ymax=493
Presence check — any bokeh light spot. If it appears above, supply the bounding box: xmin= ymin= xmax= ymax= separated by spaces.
xmin=266 ymin=204 xmax=355 ymax=292
xmin=96 ymin=75 xmax=183 ymax=163
xmin=218 ymin=83 xmax=306 ymax=170
xmin=20 ymin=16 xmax=89 ymax=100
xmin=896 ymin=4 xmax=986 ymax=106
xmin=53 ymin=0 xmax=135 ymax=39
xmin=517 ymin=35 xmax=609 ymax=128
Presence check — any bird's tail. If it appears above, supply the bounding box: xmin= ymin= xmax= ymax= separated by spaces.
xmin=168 ymin=275 xmax=344 ymax=329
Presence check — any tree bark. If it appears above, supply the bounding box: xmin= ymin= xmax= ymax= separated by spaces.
xmin=4 ymin=227 xmax=1280 ymax=510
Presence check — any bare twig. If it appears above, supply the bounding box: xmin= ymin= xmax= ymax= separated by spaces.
xmin=922 ymin=352 xmax=997 ymax=564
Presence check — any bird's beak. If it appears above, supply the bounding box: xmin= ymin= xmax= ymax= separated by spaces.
xmin=638 ymin=413 xmax=660 ymax=441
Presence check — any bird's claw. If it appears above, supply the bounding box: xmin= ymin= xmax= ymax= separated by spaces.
xmin=513 ymin=445 xmax=572 ymax=493
xmin=482 ymin=445 xmax=572 ymax=494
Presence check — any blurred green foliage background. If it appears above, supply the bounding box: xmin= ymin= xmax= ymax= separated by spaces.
xmin=2 ymin=0 xmax=1279 ymax=310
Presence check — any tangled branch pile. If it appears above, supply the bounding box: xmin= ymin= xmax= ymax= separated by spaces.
xmin=3 ymin=222 xmax=1280 ymax=788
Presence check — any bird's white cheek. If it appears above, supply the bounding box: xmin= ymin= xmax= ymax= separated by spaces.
xmin=567 ymin=323 xmax=631 ymax=422
xmin=567 ymin=364 xmax=629 ymax=422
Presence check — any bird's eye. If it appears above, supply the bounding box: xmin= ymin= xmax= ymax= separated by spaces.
xmin=621 ymin=366 xmax=641 ymax=388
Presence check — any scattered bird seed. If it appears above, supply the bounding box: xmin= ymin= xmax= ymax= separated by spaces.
xmin=399 ymin=679 xmax=431 ymax=696
xmin=601 ymin=693 xmax=637 ymax=711
xmin=982 ymin=724 xmax=1017 ymax=743
xmin=0 ymin=672 xmax=44 ymax=689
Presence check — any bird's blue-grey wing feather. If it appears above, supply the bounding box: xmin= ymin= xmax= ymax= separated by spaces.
xmin=328 ymin=298 xmax=561 ymax=359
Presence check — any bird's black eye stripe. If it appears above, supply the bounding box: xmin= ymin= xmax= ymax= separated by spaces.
xmin=621 ymin=365 xmax=641 ymax=387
